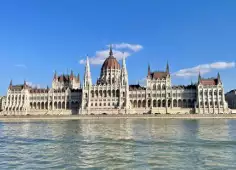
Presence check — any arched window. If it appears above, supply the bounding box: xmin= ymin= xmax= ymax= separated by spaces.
xmin=162 ymin=84 xmax=166 ymax=90
xmin=153 ymin=84 xmax=156 ymax=90
xmin=91 ymin=90 xmax=94 ymax=97
xmin=153 ymin=100 xmax=157 ymax=107
xmin=138 ymin=100 xmax=142 ymax=108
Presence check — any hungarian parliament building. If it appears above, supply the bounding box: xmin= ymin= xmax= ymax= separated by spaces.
xmin=1 ymin=47 xmax=230 ymax=115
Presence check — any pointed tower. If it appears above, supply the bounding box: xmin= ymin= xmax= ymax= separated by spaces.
xmin=54 ymin=71 xmax=57 ymax=80
xmin=70 ymin=70 xmax=74 ymax=80
xmin=83 ymin=56 xmax=92 ymax=87
xmin=109 ymin=44 xmax=113 ymax=56
xmin=166 ymin=61 xmax=170 ymax=74
xmin=24 ymin=80 xmax=27 ymax=89
xmin=121 ymin=54 xmax=128 ymax=86
xmin=121 ymin=54 xmax=130 ymax=110
xmin=198 ymin=72 xmax=201 ymax=84
xmin=217 ymin=72 xmax=221 ymax=84
xmin=148 ymin=64 xmax=151 ymax=77
xmin=9 ymin=80 xmax=12 ymax=90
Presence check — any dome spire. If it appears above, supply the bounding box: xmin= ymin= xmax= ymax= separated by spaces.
xmin=109 ymin=44 xmax=113 ymax=56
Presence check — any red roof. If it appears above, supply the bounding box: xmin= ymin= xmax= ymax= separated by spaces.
xmin=200 ymin=79 xmax=218 ymax=85
xmin=150 ymin=71 xmax=168 ymax=79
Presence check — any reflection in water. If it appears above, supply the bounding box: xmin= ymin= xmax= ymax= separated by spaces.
xmin=0 ymin=119 xmax=236 ymax=169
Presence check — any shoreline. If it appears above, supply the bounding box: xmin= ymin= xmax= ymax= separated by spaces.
xmin=0 ymin=114 xmax=236 ymax=121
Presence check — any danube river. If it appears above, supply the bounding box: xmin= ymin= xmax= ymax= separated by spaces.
xmin=0 ymin=119 xmax=236 ymax=169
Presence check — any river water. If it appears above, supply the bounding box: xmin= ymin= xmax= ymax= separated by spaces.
xmin=0 ymin=119 xmax=236 ymax=169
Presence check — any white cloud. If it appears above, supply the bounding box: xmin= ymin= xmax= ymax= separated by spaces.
xmin=173 ymin=61 xmax=235 ymax=77
xmin=15 ymin=64 xmax=27 ymax=69
xmin=136 ymin=77 xmax=146 ymax=87
xmin=79 ymin=43 xmax=143 ymax=65
xmin=26 ymin=82 xmax=41 ymax=88
xmin=110 ymin=43 xmax=143 ymax=52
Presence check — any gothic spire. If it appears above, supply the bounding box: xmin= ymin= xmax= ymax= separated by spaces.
xmin=24 ymin=80 xmax=27 ymax=88
xmin=54 ymin=71 xmax=57 ymax=80
xmin=198 ymin=72 xmax=201 ymax=84
xmin=109 ymin=44 xmax=113 ymax=56
xmin=217 ymin=72 xmax=221 ymax=83
xmin=122 ymin=53 xmax=126 ymax=69
xmin=148 ymin=64 xmax=151 ymax=76
xmin=84 ymin=55 xmax=92 ymax=87
xmin=70 ymin=70 xmax=74 ymax=80
xmin=9 ymin=80 xmax=12 ymax=89
xmin=166 ymin=61 xmax=169 ymax=74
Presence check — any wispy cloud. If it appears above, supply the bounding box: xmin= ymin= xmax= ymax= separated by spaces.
xmin=173 ymin=61 xmax=235 ymax=77
xmin=26 ymin=82 xmax=42 ymax=88
xmin=136 ymin=77 xmax=146 ymax=87
xmin=108 ymin=43 xmax=143 ymax=52
xmin=79 ymin=43 xmax=143 ymax=65
xmin=15 ymin=64 xmax=27 ymax=69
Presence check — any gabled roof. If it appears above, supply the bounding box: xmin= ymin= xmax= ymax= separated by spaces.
xmin=200 ymin=78 xmax=219 ymax=86
xmin=129 ymin=84 xmax=146 ymax=91
xmin=149 ymin=71 xmax=168 ymax=79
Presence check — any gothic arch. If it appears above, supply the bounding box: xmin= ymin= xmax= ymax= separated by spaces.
xmin=134 ymin=100 xmax=137 ymax=108
xmin=178 ymin=99 xmax=182 ymax=107
xmin=54 ymin=102 xmax=58 ymax=109
xmin=148 ymin=99 xmax=151 ymax=107
xmin=153 ymin=100 xmax=157 ymax=107
xmin=158 ymin=100 xmax=161 ymax=107
xmin=138 ymin=100 xmax=142 ymax=108
xmin=99 ymin=90 xmax=102 ymax=97
xmin=37 ymin=102 xmax=40 ymax=110
xmin=153 ymin=84 xmax=156 ymax=90
xmin=116 ymin=90 xmax=119 ymax=97
xmin=183 ymin=99 xmax=187 ymax=108
xmin=62 ymin=102 xmax=65 ymax=109
xmin=168 ymin=100 xmax=171 ymax=107
xmin=108 ymin=90 xmax=111 ymax=97
xmin=142 ymin=100 xmax=146 ymax=108
xmin=41 ymin=102 xmax=44 ymax=110
xmin=173 ymin=99 xmax=177 ymax=107
xmin=103 ymin=90 xmax=107 ymax=97
xmin=58 ymin=102 xmax=62 ymax=109
xmin=45 ymin=102 xmax=48 ymax=110
xmin=162 ymin=100 xmax=166 ymax=107
xmin=162 ymin=84 xmax=166 ymax=90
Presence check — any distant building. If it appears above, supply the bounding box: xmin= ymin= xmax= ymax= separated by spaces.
xmin=225 ymin=90 xmax=236 ymax=109
xmin=0 ymin=96 xmax=6 ymax=112
xmin=1 ymin=46 xmax=230 ymax=115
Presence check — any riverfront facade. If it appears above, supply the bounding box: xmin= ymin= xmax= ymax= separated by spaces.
xmin=1 ymin=47 xmax=230 ymax=115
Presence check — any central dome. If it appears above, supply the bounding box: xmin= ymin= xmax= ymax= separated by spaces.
xmin=101 ymin=47 xmax=120 ymax=70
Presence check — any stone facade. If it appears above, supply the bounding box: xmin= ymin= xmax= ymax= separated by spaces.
xmin=1 ymin=47 xmax=230 ymax=115
xmin=0 ymin=96 xmax=6 ymax=112
xmin=225 ymin=90 xmax=236 ymax=109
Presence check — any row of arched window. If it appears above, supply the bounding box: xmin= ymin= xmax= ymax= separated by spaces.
xmin=28 ymin=101 xmax=80 ymax=110
xmin=199 ymin=90 xmax=222 ymax=96
xmin=130 ymin=99 xmax=195 ymax=108
xmin=152 ymin=84 xmax=166 ymax=90
xmin=91 ymin=90 xmax=120 ymax=98
xmin=199 ymin=101 xmax=223 ymax=108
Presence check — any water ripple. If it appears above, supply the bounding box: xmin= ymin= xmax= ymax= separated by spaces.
xmin=0 ymin=119 xmax=236 ymax=169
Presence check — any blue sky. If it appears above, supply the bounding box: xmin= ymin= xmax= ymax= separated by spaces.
xmin=0 ymin=0 xmax=236 ymax=95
